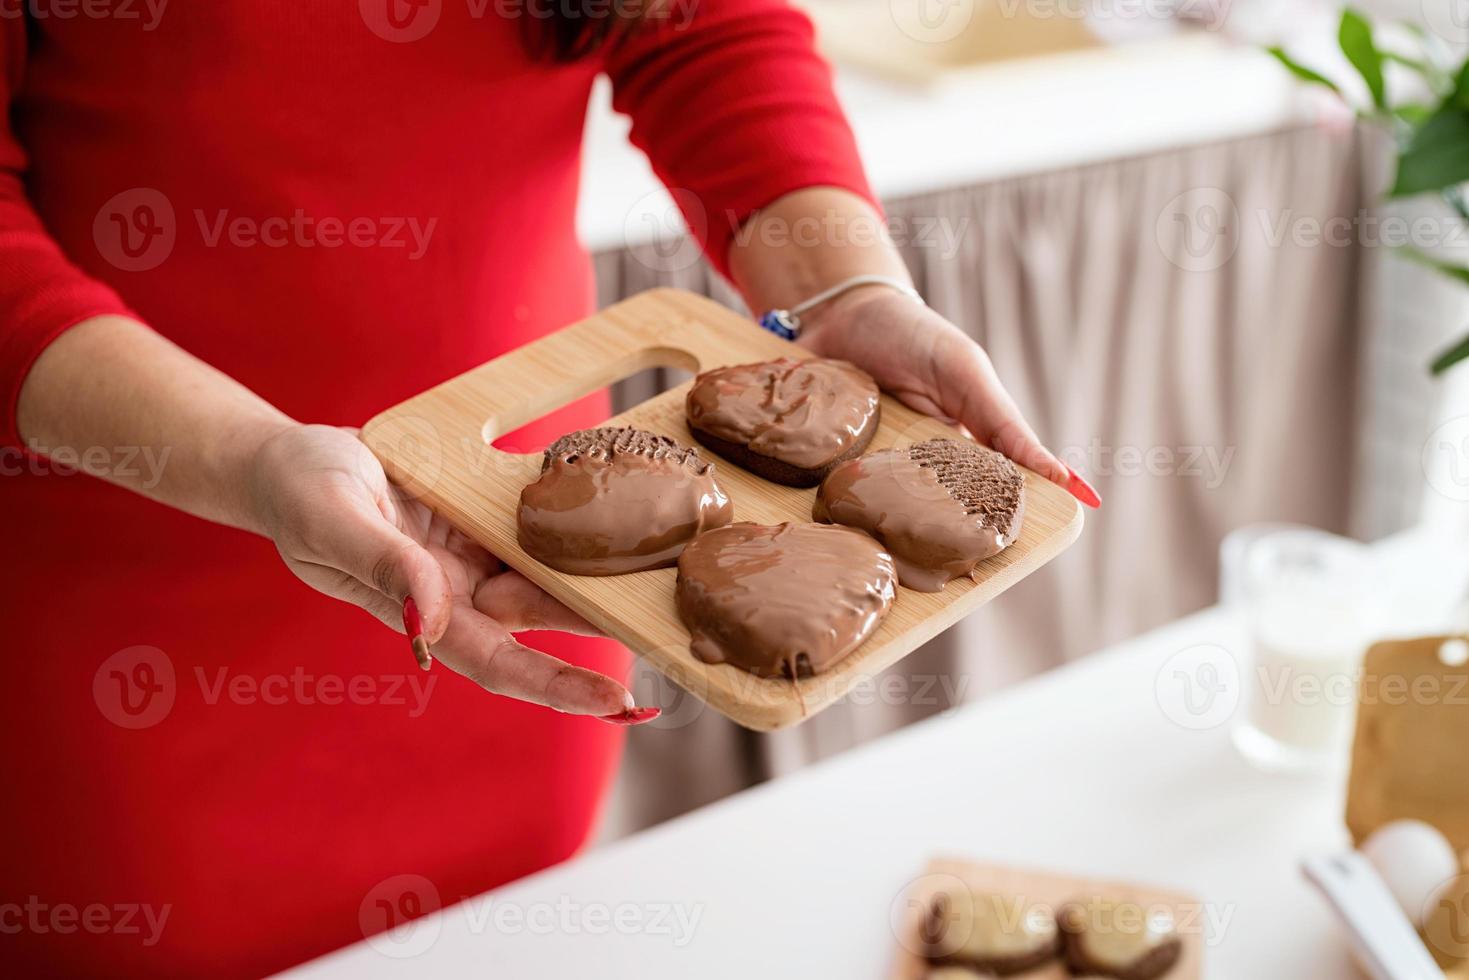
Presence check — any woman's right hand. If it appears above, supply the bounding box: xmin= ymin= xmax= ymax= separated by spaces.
xmin=246 ymin=423 xmax=640 ymax=719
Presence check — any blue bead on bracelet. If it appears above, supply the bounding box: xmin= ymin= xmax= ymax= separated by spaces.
xmin=758 ymin=310 xmax=799 ymax=341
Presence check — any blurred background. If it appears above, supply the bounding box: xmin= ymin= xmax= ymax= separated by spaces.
xmin=580 ymin=0 xmax=1469 ymax=838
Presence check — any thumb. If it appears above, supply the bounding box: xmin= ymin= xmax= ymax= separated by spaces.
xmin=327 ymin=502 xmax=454 ymax=643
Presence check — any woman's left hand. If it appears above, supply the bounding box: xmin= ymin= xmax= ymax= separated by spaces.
xmin=796 ymin=285 xmax=1100 ymax=508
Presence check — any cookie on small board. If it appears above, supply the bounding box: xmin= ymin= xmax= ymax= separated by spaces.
xmin=889 ymin=858 xmax=1202 ymax=980
xmin=816 ymin=438 xmax=1026 ymax=592
xmin=1058 ymin=900 xmax=1184 ymax=980
xmin=685 ymin=357 xmax=880 ymax=487
xmin=517 ymin=426 xmax=733 ymax=576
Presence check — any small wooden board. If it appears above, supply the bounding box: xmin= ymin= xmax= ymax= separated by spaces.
xmin=362 ymin=288 xmax=1082 ymax=730
xmin=889 ymin=857 xmax=1205 ymax=980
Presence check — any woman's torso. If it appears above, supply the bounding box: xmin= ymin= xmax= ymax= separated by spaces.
xmin=2 ymin=8 xmax=629 ymax=975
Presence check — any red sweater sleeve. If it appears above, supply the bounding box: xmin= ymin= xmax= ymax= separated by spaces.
xmin=604 ymin=1 xmax=877 ymax=280
xmin=0 ymin=21 xmax=133 ymax=451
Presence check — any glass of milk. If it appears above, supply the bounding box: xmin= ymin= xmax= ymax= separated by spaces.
xmin=1230 ymin=528 xmax=1379 ymax=773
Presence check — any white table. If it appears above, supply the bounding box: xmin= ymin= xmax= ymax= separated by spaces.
xmin=285 ymin=531 xmax=1467 ymax=978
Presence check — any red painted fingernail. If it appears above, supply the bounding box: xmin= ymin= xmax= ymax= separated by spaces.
xmin=1064 ymin=467 xmax=1102 ymax=509
xmin=598 ymin=707 xmax=661 ymax=726
xmin=402 ymin=596 xmax=432 ymax=670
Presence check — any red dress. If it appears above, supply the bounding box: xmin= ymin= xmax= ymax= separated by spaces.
xmin=0 ymin=4 xmax=871 ymax=975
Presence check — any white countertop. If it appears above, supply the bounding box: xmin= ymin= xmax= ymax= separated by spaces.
xmin=284 ymin=530 xmax=1468 ymax=979
xmin=578 ymin=33 xmax=1310 ymax=253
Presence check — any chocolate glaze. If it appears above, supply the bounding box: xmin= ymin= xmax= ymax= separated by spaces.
xmin=923 ymin=889 xmax=1060 ymax=973
xmin=518 ymin=427 xmax=733 ymax=576
xmin=684 ymin=358 xmax=880 ymax=471
xmin=675 ymin=522 xmax=896 ymax=679
xmin=1059 ymin=901 xmax=1182 ymax=980
xmin=814 ymin=439 xmax=1025 ymax=592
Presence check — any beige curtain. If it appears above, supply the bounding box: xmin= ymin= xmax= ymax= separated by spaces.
xmin=594 ymin=123 xmax=1370 ymax=836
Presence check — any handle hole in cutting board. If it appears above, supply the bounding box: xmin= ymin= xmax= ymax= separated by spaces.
xmin=480 ymin=345 xmax=701 ymax=446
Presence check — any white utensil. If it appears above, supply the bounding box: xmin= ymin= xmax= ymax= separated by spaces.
xmin=1302 ymin=852 xmax=1443 ymax=980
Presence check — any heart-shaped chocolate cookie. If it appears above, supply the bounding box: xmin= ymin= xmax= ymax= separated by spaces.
xmin=675 ymin=522 xmax=896 ymax=679
xmin=684 ymin=357 xmax=880 ymax=487
xmin=815 ymin=438 xmax=1025 ymax=592
xmin=518 ymin=426 xmax=733 ymax=576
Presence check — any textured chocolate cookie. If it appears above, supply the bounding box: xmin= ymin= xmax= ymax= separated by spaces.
xmin=1059 ymin=901 xmax=1183 ymax=980
xmin=675 ymin=522 xmax=896 ymax=680
xmin=921 ymin=887 xmax=1061 ymax=976
xmin=814 ymin=438 xmax=1025 ymax=592
xmin=684 ymin=357 xmax=880 ymax=487
xmin=517 ymin=426 xmax=733 ymax=576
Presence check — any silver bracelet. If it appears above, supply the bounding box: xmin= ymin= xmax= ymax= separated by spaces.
xmin=758 ymin=274 xmax=924 ymax=340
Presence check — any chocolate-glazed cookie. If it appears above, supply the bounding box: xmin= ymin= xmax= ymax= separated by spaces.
xmin=684 ymin=357 xmax=880 ymax=487
xmin=1059 ymin=901 xmax=1183 ymax=980
xmin=517 ymin=427 xmax=733 ymax=576
xmin=921 ymin=887 xmax=1061 ymax=976
xmin=814 ymin=438 xmax=1024 ymax=592
xmin=674 ymin=522 xmax=896 ymax=679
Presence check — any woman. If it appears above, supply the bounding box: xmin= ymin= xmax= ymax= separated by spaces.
xmin=1 ymin=2 xmax=1095 ymax=974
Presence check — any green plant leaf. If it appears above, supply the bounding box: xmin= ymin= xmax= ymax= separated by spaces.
xmin=1340 ymin=9 xmax=1388 ymax=109
xmin=1456 ymin=60 xmax=1469 ymax=108
xmin=1393 ymin=103 xmax=1435 ymax=126
xmin=1383 ymin=52 xmax=1431 ymax=76
xmin=1389 ymin=106 xmax=1469 ymax=196
xmin=1265 ymin=46 xmax=1341 ymax=94
xmin=1398 ymin=19 xmax=1429 ymax=40
xmin=1401 ymin=247 xmax=1469 ymax=286
xmin=1431 ymin=331 xmax=1469 ymax=375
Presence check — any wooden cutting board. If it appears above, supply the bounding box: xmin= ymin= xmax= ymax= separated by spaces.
xmin=361 ymin=288 xmax=1082 ymax=730
xmin=889 ymin=857 xmax=1205 ymax=980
